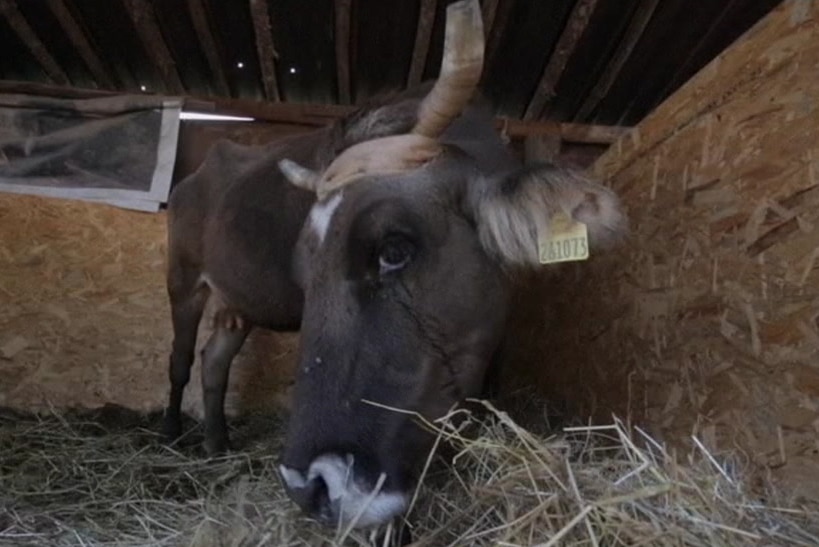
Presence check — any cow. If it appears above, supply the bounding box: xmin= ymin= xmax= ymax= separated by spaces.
xmin=163 ymin=0 xmax=627 ymax=531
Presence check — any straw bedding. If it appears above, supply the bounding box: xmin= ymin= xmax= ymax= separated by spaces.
xmin=1 ymin=400 xmax=817 ymax=547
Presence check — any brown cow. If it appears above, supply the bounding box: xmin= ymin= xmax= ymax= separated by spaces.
xmin=164 ymin=0 xmax=626 ymax=530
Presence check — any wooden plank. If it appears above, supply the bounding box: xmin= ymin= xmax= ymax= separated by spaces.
xmin=523 ymin=0 xmax=599 ymax=121
xmin=575 ymin=0 xmax=659 ymax=122
xmin=523 ymin=134 xmax=561 ymax=164
xmin=122 ymin=0 xmax=184 ymax=93
xmin=46 ymin=0 xmax=114 ymax=89
xmin=248 ymin=0 xmax=280 ymax=102
xmin=482 ymin=0 xmax=512 ymax=80
xmin=185 ymin=0 xmax=229 ymax=96
xmin=334 ymin=0 xmax=352 ymax=104
xmin=0 ymin=79 xmax=629 ymax=144
xmin=498 ymin=118 xmax=628 ymax=143
xmin=480 ymin=0 xmax=499 ymax=35
xmin=0 ymin=0 xmax=70 ymax=85
xmin=407 ymin=0 xmax=437 ymax=87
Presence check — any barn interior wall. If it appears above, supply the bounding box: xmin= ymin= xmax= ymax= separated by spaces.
xmin=0 ymin=122 xmax=306 ymax=420
xmin=501 ymin=0 xmax=819 ymax=500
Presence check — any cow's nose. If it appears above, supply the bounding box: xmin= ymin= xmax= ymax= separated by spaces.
xmin=279 ymin=453 xmax=408 ymax=528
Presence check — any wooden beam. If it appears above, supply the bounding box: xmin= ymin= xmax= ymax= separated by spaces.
xmin=46 ymin=0 xmax=114 ymax=89
xmin=0 ymin=0 xmax=70 ymax=85
xmin=498 ymin=118 xmax=629 ymax=144
xmin=407 ymin=0 xmax=437 ymax=87
xmin=0 ymin=79 xmax=630 ymax=144
xmin=523 ymin=0 xmax=599 ymax=121
xmin=482 ymin=0 xmax=513 ymax=81
xmin=575 ymin=0 xmax=659 ymax=122
xmin=523 ymin=134 xmax=562 ymax=164
xmin=122 ymin=0 xmax=184 ymax=93
xmin=249 ymin=0 xmax=280 ymax=102
xmin=185 ymin=0 xmax=229 ymax=96
xmin=334 ymin=0 xmax=352 ymax=104
xmin=183 ymin=102 xmax=629 ymax=143
xmin=655 ymin=0 xmax=741 ymax=108
xmin=481 ymin=0 xmax=499 ymax=36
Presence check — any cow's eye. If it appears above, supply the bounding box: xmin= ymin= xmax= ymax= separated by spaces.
xmin=378 ymin=236 xmax=414 ymax=276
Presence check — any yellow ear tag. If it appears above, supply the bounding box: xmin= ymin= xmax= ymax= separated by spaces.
xmin=538 ymin=211 xmax=590 ymax=264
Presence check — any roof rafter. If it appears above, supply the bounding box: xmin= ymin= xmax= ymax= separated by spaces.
xmin=407 ymin=0 xmax=437 ymax=87
xmin=122 ymin=0 xmax=184 ymax=93
xmin=655 ymin=0 xmax=740 ymax=110
xmin=248 ymin=0 xmax=280 ymax=102
xmin=575 ymin=0 xmax=660 ymax=122
xmin=185 ymin=0 xmax=229 ymax=96
xmin=480 ymin=0 xmax=499 ymax=36
xmin=524 ymin=0 xmax=599 ymax=121
xmin=481 ymin=0 xmax=512 ymax=82
xmin=46 ymin=0 xmax=114 ymax=89
xmin=334 ymin=0 xmax=352 ymax=104
xmin=0 ymin=0 xmax=70 ymax=85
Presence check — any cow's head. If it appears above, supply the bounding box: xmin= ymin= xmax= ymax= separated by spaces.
xmin=276 ymin=0 xmax=627 ymax=530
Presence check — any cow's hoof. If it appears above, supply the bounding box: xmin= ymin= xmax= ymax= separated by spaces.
xmin=162 ymin=415 xmax=182 ymax=443
xmin=203 ymin=436 xmax=232 ymax=457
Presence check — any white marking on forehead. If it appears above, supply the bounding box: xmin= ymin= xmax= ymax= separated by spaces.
xmin=308 ymin=191 xmax=344 ymax=245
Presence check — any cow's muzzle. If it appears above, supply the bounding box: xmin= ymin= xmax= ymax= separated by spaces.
xmin=279 ymin=453 xmax=408 ymax=529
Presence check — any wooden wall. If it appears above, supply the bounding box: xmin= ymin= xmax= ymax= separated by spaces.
xmin=504 ymin=0 xmax=819 ymax=500
xmin=0 ymin=193 xmax=299 ymax=418
xmin=0 ymin=123 xmax=303 ymax=419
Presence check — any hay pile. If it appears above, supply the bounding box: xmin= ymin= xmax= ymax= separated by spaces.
xmin=1 ymin=401 xmax=817 ymax=547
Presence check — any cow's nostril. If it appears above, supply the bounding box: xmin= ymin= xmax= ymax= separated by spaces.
xmin=279 ymin=464 xmax=332 ymax=521
xmin=281 ymin=454 xmax=408 ymax=528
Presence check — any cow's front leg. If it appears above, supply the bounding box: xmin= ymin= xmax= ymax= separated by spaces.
xmin=200 ymin=312 xmax=250 ymax=455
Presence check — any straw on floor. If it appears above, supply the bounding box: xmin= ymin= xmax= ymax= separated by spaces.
xmin=1 ymin=401 xmax=817 ymax=547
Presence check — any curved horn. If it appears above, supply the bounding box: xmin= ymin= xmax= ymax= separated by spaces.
xmin=278 ymin=159 xmax=319 ymax=192
xmin=413 ymin=0 xmax=484 ymax=139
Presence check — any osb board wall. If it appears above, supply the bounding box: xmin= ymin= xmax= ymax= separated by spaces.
xmin=504 ymin=0 xmax=819 ymax=499
xmin=0 ymin=193 xmax=298 ymax=418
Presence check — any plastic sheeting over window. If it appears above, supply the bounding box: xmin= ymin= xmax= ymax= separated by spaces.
xmin=0 ymin=94 xmax=181 ymax=212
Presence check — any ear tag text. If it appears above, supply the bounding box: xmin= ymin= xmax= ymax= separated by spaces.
xmin=538 ymin=212 xmax=589 ymax=264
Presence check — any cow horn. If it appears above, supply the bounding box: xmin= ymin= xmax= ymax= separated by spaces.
xmin=278 ymin=159 xmax=319 ymax=192
xmin=412 ymin=0 xmax=484 ymax=139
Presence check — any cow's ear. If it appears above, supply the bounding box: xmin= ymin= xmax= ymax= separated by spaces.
xmin=466 ymin=163 xmax=627 ymax=267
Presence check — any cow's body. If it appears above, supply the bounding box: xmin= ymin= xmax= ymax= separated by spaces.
xmin=165 ymin=94 xmax=430 ymax=452
xmin=165 ymin=0 xmax=626 ymax=532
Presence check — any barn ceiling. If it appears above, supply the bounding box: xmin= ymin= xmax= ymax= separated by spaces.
xmin=0 ymin=0 xmax=782 ymax=128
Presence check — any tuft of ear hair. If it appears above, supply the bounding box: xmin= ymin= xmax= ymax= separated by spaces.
xmin=470 ymin=164 xmax=628 ymax=268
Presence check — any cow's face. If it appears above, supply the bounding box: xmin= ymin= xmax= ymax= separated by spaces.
xmin=278 ymin=152 xmax=627 ymax=528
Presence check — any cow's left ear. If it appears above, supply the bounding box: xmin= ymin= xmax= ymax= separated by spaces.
xmin=465 ymin=163 xmax=628 ymax=267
